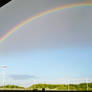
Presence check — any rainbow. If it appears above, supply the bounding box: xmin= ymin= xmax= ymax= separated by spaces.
xmin=0 ymin=2 xmax=92 ymax=43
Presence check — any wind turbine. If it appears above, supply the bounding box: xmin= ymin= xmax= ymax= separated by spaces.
xmin=1 ymin=65 xmax=7 ymax=89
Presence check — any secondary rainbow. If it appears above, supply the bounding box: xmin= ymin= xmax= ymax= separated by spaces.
xmin=0 ymin=2 xmax=92 ymax=43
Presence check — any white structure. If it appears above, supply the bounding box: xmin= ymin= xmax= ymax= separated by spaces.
xmin=1 ymin=65 xmax=7 ymax=88
xmin=86 ymin=78 xmax=88 ymax=91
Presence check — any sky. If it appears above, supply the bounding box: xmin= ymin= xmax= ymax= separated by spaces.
xmin=0 ymin=0 xmax=92 ymax=86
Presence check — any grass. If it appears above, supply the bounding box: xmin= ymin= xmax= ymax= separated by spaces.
xmin=0 ymin=83 xmax=92 ymax=91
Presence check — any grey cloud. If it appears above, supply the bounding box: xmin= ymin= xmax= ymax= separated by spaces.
xmin=10 ymin=74 xmax=37 ymax=80
xmin=0 ymin=0 xmax=92 ymax=55
xmin=0 ymin=0 xmax=90 ymax=36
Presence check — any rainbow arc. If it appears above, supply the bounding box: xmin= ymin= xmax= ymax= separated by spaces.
xmin=0 ymin=2 xmax=92 ymax=43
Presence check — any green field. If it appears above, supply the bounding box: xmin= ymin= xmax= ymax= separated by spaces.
xmin=0 ymin=83 xmax=92 ymax=91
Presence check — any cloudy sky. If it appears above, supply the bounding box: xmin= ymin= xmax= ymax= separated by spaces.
xmin=0 ymin=0 xmax=92 ymax=85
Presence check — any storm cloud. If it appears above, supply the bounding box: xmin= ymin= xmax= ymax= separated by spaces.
xmin=0 ymin=0 xmax=92 ymax=55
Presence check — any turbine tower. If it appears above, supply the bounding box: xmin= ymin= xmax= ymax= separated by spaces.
xmin=1 ymin=65 xmax=7 ymax=88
